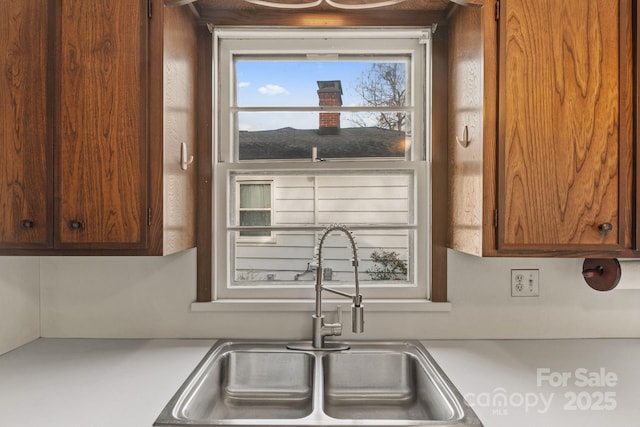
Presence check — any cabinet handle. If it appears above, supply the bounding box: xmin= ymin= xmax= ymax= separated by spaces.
xmin=598 ymin=223 xmax=613 ymax=232
xmin=21 ymin=220 xmax=35 ymax=229
xmin=68 ymin=220 xmax=84 ymax=231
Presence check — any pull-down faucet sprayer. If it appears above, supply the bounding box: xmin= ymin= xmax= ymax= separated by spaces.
xmin=288 ymin=224 xmax=365 ymax=351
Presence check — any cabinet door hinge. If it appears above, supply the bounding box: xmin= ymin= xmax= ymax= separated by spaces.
xmin=148 ymin=208 xmax=152 ymax=227
xmin=495 ymin=0 xmax=500 ymax=21
xmin=493 ymin=209 xmax=498 ymax=228
xmin=148 ymin=0 xmax=153 ymax=19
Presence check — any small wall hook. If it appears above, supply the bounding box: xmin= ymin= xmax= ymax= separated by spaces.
xmin=456 ymin=125 xmax=470 ymax=148
xmin=180 ymin=142 xmax=194 ymax=171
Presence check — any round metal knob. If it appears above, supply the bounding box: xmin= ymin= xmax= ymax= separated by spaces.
xmin=68 ymin=220 xmax=84 ymax=231
xmin=598 ymin=222 xmax=613 ymax=232
xmin=21 ymin=220 xmax=34 ymax=229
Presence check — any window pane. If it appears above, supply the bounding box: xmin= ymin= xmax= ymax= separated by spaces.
xmin=238 ymin=112 xmax=412 ymax=161
xmin=233 ymin=230 xmax=412 ymax=284
xmin=240 ymin=184 xmax=271 ymax=209
xmin=240 ymin=211 xmax=271 ymax=226
xmin=239 ymin=211 xmax=271 ymax=237
xmin=232 ymin=170 xmax=414 ymax=285
xmin=233 ymin=171 xmax=413 ymax=226
xmin=235 ymin=60 xmax=408 ymax=108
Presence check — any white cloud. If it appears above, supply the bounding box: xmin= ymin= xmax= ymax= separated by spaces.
xmin=258 ymin=84 xmax=289 ymax=96
xmin=238 ymin=81 xmax=250 ymax=88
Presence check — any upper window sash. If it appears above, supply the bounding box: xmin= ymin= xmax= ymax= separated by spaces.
xmin=215 ymin=27 xmax=431 ymax=164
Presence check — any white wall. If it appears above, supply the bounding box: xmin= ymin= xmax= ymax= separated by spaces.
xmin=0 ymin=257 xmax=40 ymax=355
xmin=39 ymin=249 xmax=640 ymax=339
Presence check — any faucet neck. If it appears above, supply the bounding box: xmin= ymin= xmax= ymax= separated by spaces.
xmin=315 ymin=224 xmax=361 ymax=301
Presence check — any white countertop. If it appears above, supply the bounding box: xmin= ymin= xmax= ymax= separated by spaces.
xmin=0 ymin=338 xmax=638 ymax=427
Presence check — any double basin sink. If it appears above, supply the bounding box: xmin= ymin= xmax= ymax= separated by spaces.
xmin=155 ymin=340 xmax=482 ymax=427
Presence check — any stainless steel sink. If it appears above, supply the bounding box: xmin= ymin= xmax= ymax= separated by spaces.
xmin=155 ymin=340 xmax=482 ymax=427
xmin=323 ymin=351 xmax=456 ymax=421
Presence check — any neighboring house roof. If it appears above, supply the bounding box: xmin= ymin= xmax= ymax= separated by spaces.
xmin=239 ymin=127 xmax=407 ymax=160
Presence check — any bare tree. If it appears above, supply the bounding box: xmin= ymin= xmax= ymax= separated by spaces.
xmin=350 ymin=63 xmax=406 ymax=131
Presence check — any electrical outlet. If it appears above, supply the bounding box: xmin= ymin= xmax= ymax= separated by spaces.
xmin=511 ymin=269 xmax=540 ymax=297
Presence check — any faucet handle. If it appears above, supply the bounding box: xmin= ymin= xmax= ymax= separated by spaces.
xmin=322 ymin=305 xmax=343 ymax=337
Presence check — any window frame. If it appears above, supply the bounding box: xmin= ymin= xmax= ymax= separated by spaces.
xmin=205 ymin=28 xmax=446 ymax=306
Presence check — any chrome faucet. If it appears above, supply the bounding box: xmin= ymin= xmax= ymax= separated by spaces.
xmin=289 ymin=224 xmax=365 ymax=351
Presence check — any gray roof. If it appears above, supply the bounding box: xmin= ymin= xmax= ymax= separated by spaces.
xmin=239 ymin=127 xmax=407 ymax=160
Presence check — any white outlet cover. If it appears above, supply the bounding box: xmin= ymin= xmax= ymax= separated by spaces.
xmin=511 ymin=269 xmax=540 ymax=297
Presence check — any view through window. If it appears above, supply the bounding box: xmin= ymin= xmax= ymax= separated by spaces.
xmin=214 ymin=29 xmax=431 ymax=300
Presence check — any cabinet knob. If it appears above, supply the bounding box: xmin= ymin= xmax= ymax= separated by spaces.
xmin=21 ymin=220 xmax=35 ymax=229
xmin=68 ymin=220 xmax=84 ymax=231
xmin=598 ymin=223 xmax=613 ymax=232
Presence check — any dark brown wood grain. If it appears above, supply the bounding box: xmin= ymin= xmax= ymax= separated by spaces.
xmin=0 ymin=0 xmax=200 ymax=256
xmin=55 ymin=0 xmax=148 ymax=248
xmin=637 ymin=0 xmax=640 ymax=251
xmin=196 ymin=27 xmax=213 ymax=302
xmin=498 ymin=0 xmax=632 ymax=252
xmin=0 ymin=0 xmax=53 ymax=248
xmin=431 ymin=26 xmax=448 ymax=303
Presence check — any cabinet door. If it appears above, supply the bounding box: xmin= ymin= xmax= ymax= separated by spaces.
xmin=56 ymin=0 xmax=148 ymax=248
xmin=498 ymin=0 xmax=632 ymax=252
xmin=0 ymin=0 xmax=52 ymax=248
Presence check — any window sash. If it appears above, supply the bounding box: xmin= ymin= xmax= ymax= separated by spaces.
xmin=217 ymin=163 xmax=429 ymax=300
xmin=216 ymin=29 xmax=430 ymax=164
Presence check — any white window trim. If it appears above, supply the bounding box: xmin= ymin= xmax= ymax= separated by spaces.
xmin=192 ymin=299 xmax=452 ymax=313
xmin=211 ymin=27 xmax=435 ymax=306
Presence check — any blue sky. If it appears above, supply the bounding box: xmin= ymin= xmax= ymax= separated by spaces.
xmin=235 ymin=60 xmax=405 ymax=131
xmin=236 ymin=60 xmax=369 ymax=107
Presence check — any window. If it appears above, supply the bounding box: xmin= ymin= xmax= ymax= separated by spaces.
xmin=213 ymin=28 xmax=432 ymax=302
xmin=237 ymin=181 xmax=273 ymax=242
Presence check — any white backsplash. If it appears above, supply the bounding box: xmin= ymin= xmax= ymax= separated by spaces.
xmin=0 ymin=257 xmax=40 ymax=355
xmin=2 ymin=249 xmax=639 ymax=356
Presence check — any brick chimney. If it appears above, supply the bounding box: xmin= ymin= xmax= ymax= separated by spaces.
xmin=317 ymin=80 xmax=342 ymax=135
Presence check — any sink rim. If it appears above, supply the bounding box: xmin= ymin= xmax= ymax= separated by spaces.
xmin=156 ymin=342 xmax=316 ymax=424
xmin=154 ymin=339 xmax=483 ymax=427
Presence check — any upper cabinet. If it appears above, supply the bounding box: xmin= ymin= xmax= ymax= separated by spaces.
xmin=448 ymin=0 xmax=634 ymax=257
xmin=0 ymin=0 xmax=52 ymax=249
xmin=498 ymin=0 xmax=633 ymax=253
xmin=56 ymin=0 xmax=149 ymax=250
xmin=0 ymin=0 xmax=198 ymax=255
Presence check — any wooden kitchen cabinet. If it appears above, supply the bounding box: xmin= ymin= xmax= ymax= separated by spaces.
xmin=448 ymin=0 xmax=634 ymax=257
xmin=55 ymin=0 xmax=149 ymax=250
xmin=0 ymin=0 xmax=198 ymax=255
xmin=0 ymin=0 xmax=53 ymax=249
